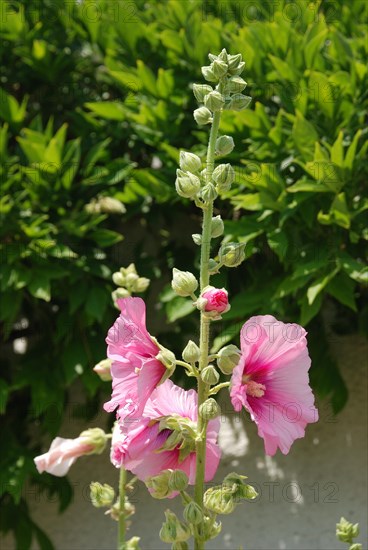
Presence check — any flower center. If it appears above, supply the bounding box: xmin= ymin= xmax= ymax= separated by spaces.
xmin=242 ymin=374 xmax=266 ymax=398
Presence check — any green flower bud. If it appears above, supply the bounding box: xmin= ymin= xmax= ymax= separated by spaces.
xmin=145 ymin=470 xmax=173 ymax=499
xmin=219 ymin=242 xmax=246 ymax=267
xmin=227 ymin=76 xmax=247 ymax=94
xmin=202 ymin=517 xmax=222 ymax=541
xmin=175 ymin=169 xmax=201 ymax=199
xmin=193 ymin=83 xmax=213 ymax=103
xmin=171 ymin=542 xmax=189 ymax=550
xmin=336 ymin=518 xmax=360 ymax=544
xmin=183 ymin=501 xmax=203 ymax=525
xmin=112 ymin=271 xmax=126 ymax=286
xmin=227 ymin=53 xmax=242 ymax=69
xmin=211 ymin=215 xmax=224 ymax=238
xmin=182 ymin=340 xmax=200 ymax=363
xmin=194 ymin=106 xmax=213 ymax=126
xmin=223 ymin=472 xmax=258 ymax=501
xmin=201 ymin=65 xmax=218 ymax=82
xmin=349 ymin=544 xmax=362 ymax=550
xmin=125 ymin=272 xmax=139 ymax=286
xmin=212 ymin=58 xmax=228 ymax=78
xmin=192 ymin=233 xmax=202 ymax=246
xmin=215 ymin=135 xmax=235 ymax=156
xmin=228 ymin=61 xmax=246 ymax=76
xmin=208 ymin=259 xmax=219 ymax=273
xmin=212 ymin=163 xmax=235 ymax=191
xmin=112 ymin=288 xmax=131 ymax=302
xmin=125 ymin=537 xmax=141 ymax=550
xmin=134 ymin=277 xmax=150 ymax=292
xmin=226 ymin=93 xmax=252 ymax=111
xmin=171 ymin=268 xmax=198 ymax=297
xmin=90 ymin=482 xmax=115 ymax=508
xmin=204 ymin=91 xmax=225 ymax=112
xmin=200 ymin=183 xmax=218 ymax=203
xmin=156 ymin=346 xmax=176 ymax=370
xmin=79 ymin=428 xmax=108 ymax=455
xmin=168 ymin=470 xmax=189 ymax=492
xmin=201 ymin=366 xmax=220 ymax=385
xmin=217 ymin=345 xmax=241 ymax=375
xmin=199 ymin=398 xmax=221 ymax=420
xmin=93 ymin=358 xmax=112 ymax=381
xmin=160 ymin=511 xmax=191 ymax=543
xmin=204 ymin=486 xmax=235 ymax=515
xmin=179 ymin=151 xmax=202 ymax=173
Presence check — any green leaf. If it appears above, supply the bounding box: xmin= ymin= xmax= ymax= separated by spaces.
xmin=300 ymin=292 xmax=322 ymax=325
xmin=85 ymin=102 xmax=126 ymax=121
xmin=304 ymin=29 xmax=328 ymax=68
xmin=92 ymin=229 xmax=123 ymax=247
xmin=326 ymin=273 xmax=357 ymax=311
xmin=0 ymin=379 xmax=9 ymax=414
xmin=307 ymin=268 xmax=339 ymax=305
xmin=166 ymin=297 xmax=195 ymax=322
xmin=292 ymin=110 xmax=318 ymax=161
xmin=28 ymin=273 xmax=51 ymax=302
xmin=85 ymin=286 xmax=109 ymax=322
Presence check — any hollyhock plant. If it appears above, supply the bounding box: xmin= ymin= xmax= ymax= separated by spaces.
xmin=202 ymin=287 xmax=229 ymax=314
xmin=111 ymin=380 xmax=220 ymax=486
xmin=104 ymin=296 xmax=168 ymax=420
xmin=230 ymin=315 xmax=318 ymax=456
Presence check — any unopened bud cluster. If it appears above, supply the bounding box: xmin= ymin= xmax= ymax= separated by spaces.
xmin=112 ymin=263 xmax=150 ymax=303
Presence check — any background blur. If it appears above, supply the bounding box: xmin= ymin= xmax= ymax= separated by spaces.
xmin=0 ymin=1 xmax=367 ymax=549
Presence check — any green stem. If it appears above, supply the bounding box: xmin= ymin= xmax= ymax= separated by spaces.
xmin=118 ymin=466 xmax=126 ymax=550
xmin=194 ymin=102 xmax=222 ymax=550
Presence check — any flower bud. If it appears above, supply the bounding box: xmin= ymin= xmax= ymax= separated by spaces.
xmin=175 ymin=169 xmax=201 ymax=199
xmin=208 ymin=259 xmax=219 ymax=273
xmin=90 ymin=482 xmax=115 ymax=507
xmin=171 ymin=542 xmax=189 ymax=550
xmin=201 ymin=65 xmax=218 ymax=82
xmin=199 ymin=398 xmax=221 ymax=420
xmin=215 ymin=135 xmax=234 ymax=156
xmin=228 ymin=61 xmax=246 ymax=76
xmin=93 ymin=358 xmax=112 ymax=381
xmin=145 ymin=470 xmax=173 ymax=499
xmin=193 ymin=106 xmax=212 ymax=125
xmin=179 ymin=151 xmax=202 ymax=173
xmin=336 ymin=517 xmax=360 ymax=544
xmin=226 ymin=93 xmax=251 ymax=111
xmin=125 ymin=272 xmax=139 ymax=286
xmin=112 ymin=271 xmax=126 ymax=286
xmin=349 ymin=545 xmax=362 ymax=550
xmin=79 ymin=428 xmax=108 ymax=455
xmin=212 ymin=58 xmax=228 ymax=78
xmin=193 ymin=83 xmax=213 ymax=103
xmin=227 ymin=53 xmax=242 ymax=70
xmin=160 ymin=511 xmax=191 ymax=543
xmin=219 ymin=242 xmax=246 ymax=267
xmin=156 ymin=346 xmax=176 ymax=370
xmin=200 ymin=183 xmax=218 ymax=203
xmin=182 ymin=340 xmax=200 ymax=363
xmin=217 ymin=345 xmax=241 ymax=375
xmin=98 ymin=196 xmax=126 ymax=214
xmin=134 ymin=277 xmax=150 ymax=292
xmin=211 ymin=215 xmax=224 ymax=238
xmin=171 ymin=268 xmax=198 ymax=297
xmin=201 ymin=366 xmax=220 ymax=386
xmin=183 ymin=501 xmax=203 ymax=525
xmin=204 ymin=91 xmax=225 ymax=112
xmin=112 ymin=288 xmax=130 ymax=302
xmin=227 ymin=76 xmax=247 ymax=93
xmin=201 ymin=286 xmax=229 ymax=314
xmin=168 ymin=470 xmax=189 ymax=492
xmin=212 ymin=163 xmax=235 ymax=191
xmin=192 ymin=233 xmax=202 ymax=246
xmin=125 ymin=537 xmax=141 ymax=550
xmin=204 ymin=486 xmax=235 ymax=515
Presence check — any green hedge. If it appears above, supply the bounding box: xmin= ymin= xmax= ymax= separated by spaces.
xmin=0 ymin=0 xmax=367 ymax=547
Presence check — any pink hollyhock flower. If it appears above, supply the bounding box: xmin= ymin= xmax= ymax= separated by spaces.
xmin=111 ymin=380 xmax=221 ymax=486
xmin=34 ymin=437 xmax=95 ymax=477
xmin=104 ymin=297 xmax=167 ymax=420
xmin=202 ymin=287 xmax=229 ymax=313
xmin=230 ymin=315 xmax=318 ymax=456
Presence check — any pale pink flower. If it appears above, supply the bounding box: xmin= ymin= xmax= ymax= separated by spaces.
xmin=34 ymin=437 xmax=94 ymax=477
xmin=230 ymin=315 xmax=318 ymax=456
xmin=111 ymin=380 xmax=221 ymax=486
xmin=104 ymin=297 xmax=166 ymax=420
xmin=202 ymin=287 xmax=229 ymax=314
